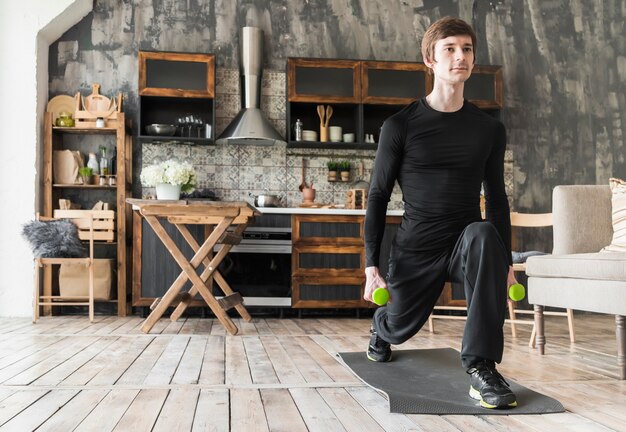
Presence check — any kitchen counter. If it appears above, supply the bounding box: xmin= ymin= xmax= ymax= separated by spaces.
xmin=258 ymin=207 xmax=404 ymax=216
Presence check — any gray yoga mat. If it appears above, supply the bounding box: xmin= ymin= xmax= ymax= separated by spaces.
xmin=338 ymin=348 xmax=565 ymax=415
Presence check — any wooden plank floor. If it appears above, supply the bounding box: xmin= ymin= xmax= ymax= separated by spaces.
xmin=0 ymin=313 xmax=624 ymax=431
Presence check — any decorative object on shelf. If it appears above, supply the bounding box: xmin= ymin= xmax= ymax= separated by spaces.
xmin=343 ymin=132 xmax=355 ymax=143
xmin=140 ymin=159 xmax=197 ymax=200
xmin=95 ymin=117 xmax=105 ymax=128
xmin=47 ymin=95 xmax=76 ymax=126
xmin=78 ymin=166 xmax=93 ymax=185
xmin=99 ymin=146 xmax=109 ymax=175
xmin=365 ymin=133 xmax=376 ymax=144
xmin=317 ymin=104 xmax=332 ymax=142
xmin=53 ymin=150 xmax=83 ymax=184
xmin=87 ymin=152 xmax=100 ymax=176
xmin=327 ymin=161 xmax=338 ymax=182
xmin=339 ymin=161 xmax=351 ymax=182
xmin=294 ymin=118 xmax=303 ymax=141
xmin=302 ymin=130 xmax=317 ymax=141
xmin=55 ymin=112 xmax=75 ymax=127
xmin=74 ymin=83 xmax=123 ymax=128
xmin=329 ymin=125 xmax=342 ymax=142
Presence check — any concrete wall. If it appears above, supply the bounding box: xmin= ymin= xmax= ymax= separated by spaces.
xmin=4 ymin=0 xmax=625 ymax=316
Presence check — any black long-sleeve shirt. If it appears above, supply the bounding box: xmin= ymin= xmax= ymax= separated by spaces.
xmin=365 ymin=98 xmax=512 ymax=267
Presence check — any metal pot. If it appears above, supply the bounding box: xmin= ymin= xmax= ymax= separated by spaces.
xmin=249 ymin=192 xmax=282 ymax=207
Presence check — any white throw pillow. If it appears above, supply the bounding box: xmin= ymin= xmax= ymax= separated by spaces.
xmin=601 ymin=177 xmax=626 ymax=252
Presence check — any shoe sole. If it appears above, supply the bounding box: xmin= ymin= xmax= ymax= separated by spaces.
xmin=366 ymin=352 xmax=392 ymax=362
xmin=469 ymin=386 xmax=517 ymax=409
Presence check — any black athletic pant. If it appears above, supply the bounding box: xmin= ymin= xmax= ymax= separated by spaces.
xmin=372 ymin=222 xmax=509 ymax=368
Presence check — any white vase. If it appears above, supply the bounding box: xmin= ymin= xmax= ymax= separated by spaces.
xmin=155 ymin=183 xmax=182 ymax=200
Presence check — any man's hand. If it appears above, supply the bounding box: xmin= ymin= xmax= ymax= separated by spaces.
xmin=507 ymin=265 xmax=517 ymax=288
xmin=507 ymin=265 xmax=518 ymax=304
xmin=364 ymin=266 xmax=388 ymax=302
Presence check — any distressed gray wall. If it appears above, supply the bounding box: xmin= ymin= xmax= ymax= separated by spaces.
xmin=48 ymin=0 xmax=626 ymax=245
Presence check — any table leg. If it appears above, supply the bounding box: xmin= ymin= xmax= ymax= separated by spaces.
xmin=143 ymin=215 xmax=239 ymax=335
xmin=171 ymin=224 xmax=251 ymax=322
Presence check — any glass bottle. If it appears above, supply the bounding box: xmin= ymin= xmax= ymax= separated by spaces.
xmin=110 ymin=148 xmax=117 ymax=176
xmin=294 ymin=118 xmax=303 ymax=141
xmin=87 ymin=152 xmax=99 ymax=175
xmin=99 ymin=146 xmax=109 ymax=176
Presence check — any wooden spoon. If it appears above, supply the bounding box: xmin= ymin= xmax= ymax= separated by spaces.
xmin=325 ymin=105 xmax=333 ymax=127
xmin=299 ymin=157 xmax=307 ymax=191
xmin=317 ymin=105 xmax=326 ymax=125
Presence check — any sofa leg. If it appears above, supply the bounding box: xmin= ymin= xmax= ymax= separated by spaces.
xmin=617 ymin=315 xmax=625 ymax=380
xmin=534 ymin=305 xmax=545 ymax=355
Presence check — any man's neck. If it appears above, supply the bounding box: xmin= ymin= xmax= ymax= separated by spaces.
xmin=425 ymin=82 xmax=465 ymax=112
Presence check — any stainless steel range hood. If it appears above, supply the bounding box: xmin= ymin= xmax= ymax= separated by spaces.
xmin=217 ymin=27 xmax=285 ymax=146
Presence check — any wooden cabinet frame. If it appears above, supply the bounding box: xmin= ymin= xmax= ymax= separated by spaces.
xmin=362 ymin=61 xmax=432 ymax=105
xmin=138 ymin=51 xmax=215 ymax=98
xmin=287 ymin=58 xmax=361 ymax=103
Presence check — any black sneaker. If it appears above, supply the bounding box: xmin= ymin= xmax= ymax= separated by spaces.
xmin=467 ymin=360 xmax=517 ymax=409
xmin=367 ymin=327 xmax=392 ymax=362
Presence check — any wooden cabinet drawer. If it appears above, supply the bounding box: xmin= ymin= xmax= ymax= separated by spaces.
xmin=292 ymin=244 xmax=364 ymax=277
xmin=292 ymin=276 xmax=368 ymax=308
xmin=292 ymin=214 xmax=363 ymax=245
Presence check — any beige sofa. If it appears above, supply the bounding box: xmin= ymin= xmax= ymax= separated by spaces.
xmin=526 ymin=185 xmax=626 ymax=379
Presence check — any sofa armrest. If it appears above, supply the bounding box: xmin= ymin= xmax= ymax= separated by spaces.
xmin=552 ymin=185 xmax=612 ymax=254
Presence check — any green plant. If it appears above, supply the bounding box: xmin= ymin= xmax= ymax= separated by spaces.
xmin=339 ymin=161 xmax=351 ymax=172
xmin=327 ymin=161 xmax=338 ymax=171
xmin=79 ymin=166 xmax=93 ymax=177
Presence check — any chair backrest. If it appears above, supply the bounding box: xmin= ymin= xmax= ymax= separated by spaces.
xmin=510 ymin=212 xmax=553 ymax=228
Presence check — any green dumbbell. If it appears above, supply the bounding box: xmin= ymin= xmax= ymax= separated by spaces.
xmin=508 ymin=283 xmax=526 ymax=302
xmin=372 ymin=287 xmax=390 ymax=306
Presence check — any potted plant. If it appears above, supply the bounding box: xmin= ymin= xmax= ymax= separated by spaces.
xmin=79 ymin=166 xmax=93 ymax=185
xmin=339 ymin=161 xmax=351 ymax=182
xmin=327 ymin=161 xmax=338 ymax=182
xmin=140 ymin=159 xmax=197 ymax=200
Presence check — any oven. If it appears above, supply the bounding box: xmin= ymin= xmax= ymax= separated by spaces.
xmin=215 ymin=226 xmax=292 ymax=307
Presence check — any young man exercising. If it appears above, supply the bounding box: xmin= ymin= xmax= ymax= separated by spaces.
xmin=364 ymin=16 xmax=518 ymax=409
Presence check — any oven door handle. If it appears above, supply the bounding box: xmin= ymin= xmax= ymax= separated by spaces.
xmin=215 ymin=244 xmax=292 ymax=254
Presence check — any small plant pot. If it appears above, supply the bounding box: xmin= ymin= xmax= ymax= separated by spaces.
xmin=328 ymin=170 xmax=338 ymax=182
xmin=81 ymin=175 xmax=91 ymax=185
xmin=340 ymin=171 xmax=350 ymax=182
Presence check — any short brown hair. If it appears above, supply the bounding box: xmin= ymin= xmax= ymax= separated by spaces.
xmin=421 ymin=17 xmax=477 ymax=64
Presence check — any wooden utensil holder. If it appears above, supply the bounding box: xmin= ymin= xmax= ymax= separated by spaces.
xmin=320 ymin=125 xmax=329 ymax=142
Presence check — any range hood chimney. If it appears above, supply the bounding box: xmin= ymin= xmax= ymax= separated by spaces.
xmin=217 ymin=27 xmax=285 ymax=146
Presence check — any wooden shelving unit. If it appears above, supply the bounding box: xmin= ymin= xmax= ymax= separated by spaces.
xmin=42 ymin=111 xmax=132 ymax=316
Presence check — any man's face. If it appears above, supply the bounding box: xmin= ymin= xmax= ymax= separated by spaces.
xmin=425 ymin=35 xmax=474 ymax=84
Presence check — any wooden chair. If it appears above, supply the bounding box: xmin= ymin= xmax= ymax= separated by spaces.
xmin=33 ymin=210 xmax=113 ymax=323
xmin=508 ymin=212 xmax=575 ymax=347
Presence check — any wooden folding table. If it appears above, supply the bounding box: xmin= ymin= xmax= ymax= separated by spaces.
xmin=127 ymin=199 xmax=260 ymax=335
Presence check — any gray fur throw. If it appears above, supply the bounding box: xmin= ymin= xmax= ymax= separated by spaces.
xmin=22 ymin=219 xmax=87 ymax=258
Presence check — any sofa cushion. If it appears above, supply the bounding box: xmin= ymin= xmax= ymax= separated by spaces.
xmin=526 ymin=253 xmax=626 ymax=281
xmin=601 ymin=177 xmax=626 ymax=252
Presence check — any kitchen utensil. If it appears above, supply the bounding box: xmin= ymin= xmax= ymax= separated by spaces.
xmin=47 ymin=95 xmax=76 ymax=125
xmin=299 ymin=158 xmax=307 ymax=191
xmin=325 ymin=105 xmax=333 ymax=127
xmin=329 ymin=126 xmax=342 ymax=142
xmin=146 ymin=124 xmax=177 ymax=136
xmin=83 ymin=83 xmax=113 ymax=113
xmin=317 ymin=105 xmax=325 ymax=125
xmin=249 ymin=192 xmax=282 ymax=208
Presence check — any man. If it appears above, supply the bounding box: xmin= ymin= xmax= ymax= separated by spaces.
xmin=364 ymin=16 xmax=518 ymax=409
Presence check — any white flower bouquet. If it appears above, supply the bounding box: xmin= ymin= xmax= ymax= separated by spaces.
xmin=140 ymin=159 xmax=197 ymax=194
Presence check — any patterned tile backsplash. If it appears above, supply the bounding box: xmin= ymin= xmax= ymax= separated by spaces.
xmin=141 ymin=69 xmax=514 ymax=211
